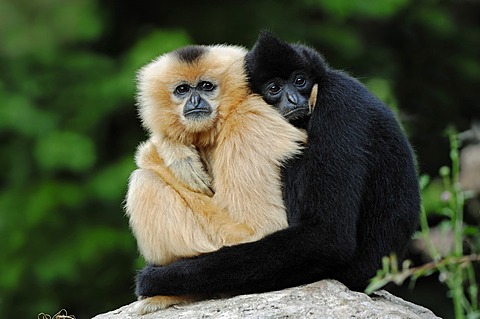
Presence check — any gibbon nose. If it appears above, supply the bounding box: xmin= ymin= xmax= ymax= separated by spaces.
xmin=184 ymin=91 xmax=211 ymax=116
xmin=287 ymin=92 xmax=298 ymax=105
xmin=189 ymin=92 xmax=201 ymax=107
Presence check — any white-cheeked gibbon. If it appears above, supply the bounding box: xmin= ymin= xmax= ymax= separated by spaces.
xmin=125 ymin=44 xmax=308 ymax=313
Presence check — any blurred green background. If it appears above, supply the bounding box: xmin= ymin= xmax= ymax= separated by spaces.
xmin=1 ymin=0 xmax=479 ymax=318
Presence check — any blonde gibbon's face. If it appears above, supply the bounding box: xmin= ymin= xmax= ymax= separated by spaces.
xmin=136 ymin=45 xmax=248 ymax=138
xmin=169 ymin=76 xmax=220 ymax=132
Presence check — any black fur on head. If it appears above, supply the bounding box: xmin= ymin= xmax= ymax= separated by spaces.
xmin=245 ymin=31 xmax=327 ymax=94
xmin=174 ymin=45 xmax=207 ymax=64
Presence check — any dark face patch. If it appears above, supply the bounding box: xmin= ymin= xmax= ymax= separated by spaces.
xmin=174 ymin=45 xmax=207 ymax=64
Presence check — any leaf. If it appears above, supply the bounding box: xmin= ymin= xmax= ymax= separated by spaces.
xmin=34 ymin=131 xmax=96 ymax=172
xmin=365 ymin=278 xmax=390 ymax=294
xmin=0 ymin=93 xmax=57 ymax=136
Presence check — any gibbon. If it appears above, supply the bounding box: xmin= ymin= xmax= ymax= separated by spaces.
xmin=125 ymin=44 xmax=307 ymax=313
xmin=135 ymin=32 xmax=421 ymax=297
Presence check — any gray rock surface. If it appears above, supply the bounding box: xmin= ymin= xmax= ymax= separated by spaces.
xmin=92 ymin=280 xmax=440 ymax=319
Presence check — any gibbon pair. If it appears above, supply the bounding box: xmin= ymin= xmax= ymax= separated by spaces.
xmin=125 ymin=44 xmax=314 ymax=313
xmin=131 ymin=33 xmax=420 ymax=313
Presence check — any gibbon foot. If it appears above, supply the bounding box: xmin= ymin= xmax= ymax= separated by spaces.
xmin=133 ymin=295 xmax=198 ymax=314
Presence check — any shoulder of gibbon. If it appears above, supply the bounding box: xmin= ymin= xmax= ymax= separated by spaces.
xmin=216 ymin=96 xmax=307 ymax=161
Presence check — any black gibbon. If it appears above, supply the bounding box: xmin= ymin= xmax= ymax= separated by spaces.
xmin=125 ymin=44 xmax=306 ymax=313
xmin=135 ymin=32 xmax=421 ymax=297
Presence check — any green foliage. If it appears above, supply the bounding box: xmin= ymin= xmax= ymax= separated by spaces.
xmin=304 ymin=0 xmax=410 ymax=19
xmin=0 ymin=0 xmax=102 ymax=58
xmin=1 ymin=0 xmax=479 ymax=318
xmin=34 ymin=131 xmax=96 ymax=172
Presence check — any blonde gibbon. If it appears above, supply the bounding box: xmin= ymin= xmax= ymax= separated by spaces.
xmin=125 ymin=44 xmax=308 ymax=313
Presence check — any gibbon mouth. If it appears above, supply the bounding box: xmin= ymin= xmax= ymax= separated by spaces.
xmin=184 ymin=108 xmax=212 ymax=117
xmin=283 ymin=106 xmax=309 ymax=119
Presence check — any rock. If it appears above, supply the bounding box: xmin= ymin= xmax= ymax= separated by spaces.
xmin=92 ymin=280 xmax=440 ymax=319
xmin=460 ymin=143 xmax=480 ymax=192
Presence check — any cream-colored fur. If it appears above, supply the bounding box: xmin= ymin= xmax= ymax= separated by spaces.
xmin=125 ymin=45 xmax=307 ymax=313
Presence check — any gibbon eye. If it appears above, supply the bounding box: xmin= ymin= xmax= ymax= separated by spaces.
xmin=198 ymin=81 xmax=215 ymax=91
xmin=268 ymin=84 xmax=282 ymax=95
xmin=294 ymin=76 xmax=306 ymax=87
xmin=174 ymin=84 xmax=190 ymax=95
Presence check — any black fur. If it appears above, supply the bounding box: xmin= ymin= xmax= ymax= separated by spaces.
xmin=135 ymin=32 xmax=421 ymax=296
xmin=174 ymin=45 xmax=206 ymax=64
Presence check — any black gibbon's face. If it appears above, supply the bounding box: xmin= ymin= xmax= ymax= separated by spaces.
xmin=172 ymin=79 xmax=219 ymax=123
xmin=261 ymin=72 xmax=314 ymax=121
